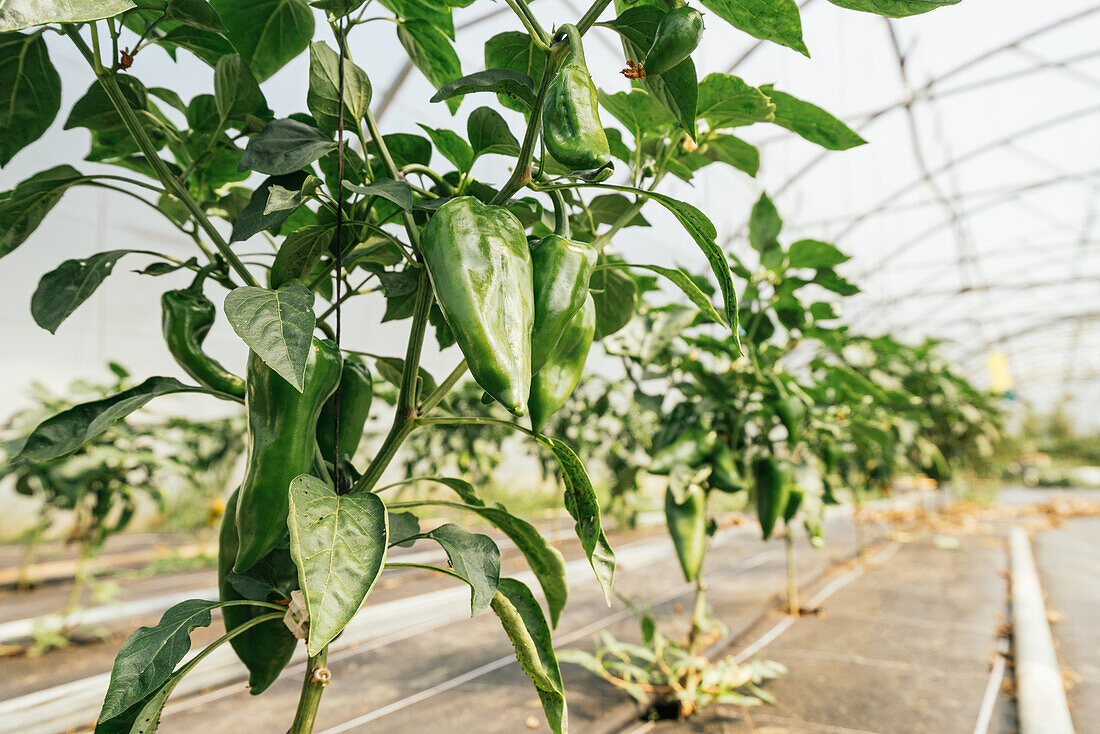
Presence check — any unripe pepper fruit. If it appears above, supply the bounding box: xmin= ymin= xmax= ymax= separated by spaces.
xmin=649 ymin=424 xmax=718 ymax=476
xmin=420 ymin=196 xmax=533 ymax=415
xmin=776 ymin=395 xmax=806 ymax=443
xmin=752 ymin=455 xmax=791 ymax=540
xmin=529 ymin=294 xmax=596 ymax=433
xmin=665 ymin=483 xmax=707 ymax=582
xmin=161 ymin=287 xmax=245 ymax=399
xmin=542 ymin=24 xmax=612 ymax=172
xmin=316 ymin=355 xmax=373 ymax=465
xmin=218 ymin=488 xmax=299 ymax=694
xmin=234 ymin=338 xmax=342 ymax=572
xmin=530 ymin=234 xmax=597 ymax=373
xmin=633 ymin=4 xmax=705 ymax=78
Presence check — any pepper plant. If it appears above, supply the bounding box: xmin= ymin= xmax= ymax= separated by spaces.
xmin=1 ymin=0 xmax=964 ymax=731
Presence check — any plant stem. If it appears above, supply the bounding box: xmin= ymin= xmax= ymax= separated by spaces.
xmin=492 ymin=53 xmax=556 ymax=205
xmin=577 ymin=0 xmax=614 ymax=34
xmin=503 ymin=0 xmax=551 ymax=50
xmin=289 ymin=647 xmax=330 ymax=734
xmin=686 ymin=576 xmax=707 ymax=657
xmin=784 ymin=529 xmax=799 ymax=616
xmin=64 ymin=25 xmax=258 ymax=287
xmin=350 ymin=270 xmax=434 ymax=493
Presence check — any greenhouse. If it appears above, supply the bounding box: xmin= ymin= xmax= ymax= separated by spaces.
xmin=0 ymin=1 xmax=1097 ymax=732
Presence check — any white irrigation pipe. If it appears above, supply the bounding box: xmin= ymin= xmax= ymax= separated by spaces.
xmin=1009 ymin=527 xmax=1075 ymax=734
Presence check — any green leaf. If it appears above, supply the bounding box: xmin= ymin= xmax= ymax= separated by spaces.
xmin=702 ymin=134 xmax=759 ymax=177
xmin=809 ymin=301 xmax=839 ymax=320
xmin=581 ymin=183 xmax=740 ymax=352
xmin=490 ymin=578 xmax=566 ymax=734
xmin=598 ymin=7 xmax=697 ymax=136
xmin=223 ymin=284 xmax=316 ymax=390
xmin=468 ymin=106 xmax=520 ymax=160
xmin=384 ymin=132 xmax=432 ymax=168
xmin=0 ymin=165 xmax=83 ymax=258
xmin=408 ymin=477 xmax=569 ymax=626
xmin=96 ymin=599 xmax=219 ymax=727
xmin=699 ymin=0 xmax=808 ymax=56
xmin=387 ymin=511 xmax=420 ymax=547
xmin=431 ymin=68 xmax=536 ymax=109
xmin=380 ymin=0 xmax=458 ymax=37
xmin=166 ymin=0 xmax=226 ymax=32
xmin=586 ymin=194 xmax=649 ymax=228
xmin=240 ymin=118 xmax=334 ymax=175
xmin=597 ymin=89 xmax=675 ymax=139
xmin=32 ymin=250 xmax=132 ymax=334
xmin=788 ymin=239 xmax=849 ymax=269
xmin=306 ymin=40 xmax=372 ymax=138
xmin=287 ymin=475 xmax=388 ymax=656
xmin=417 ymin=524 xmax=500 ymax=615
xmin=13 ymin=377 xmax=208 ymax=463
xmin=483 ymin=31 xmax=546 ymax=114
xmin=0 ymin=31 xmax=60 ymax=165
xmin=749 ymin=192 xmax=782 ymax=257
xmin=813 ymin=268 xmax=860 ymax=296
xmin=591 ymin=266 xmax=638 ymax=340
xmin=310 ymin=0 xmax=364 ymax=17
xmin=214 ymin=54 xmax=266 ymax=121
xmin=761 ymin=85 xmax=867 ymax=150
xmin=270 ymin=225 xmax=334 ymax=288
xmin=0 ymin=0 xmax=134 ymax=31
xmin=344 ymin=179 xmax=415 ymax=212
xmin=230 ymin=171 xmax=310 ymax=242
xmin=537 ymin=436 xmax=615 ymax=605
xmin=697 ymin=73 xmax=775 ymax=129
xmin=611 ymin=263 xmax=726 ymax=327
xmin=65 ymin=75 xmax=148 ymax=132
xmin=160 ymin=24 xmax=235 ymax=66
xmin=826 ymin=0 xmax=959 ymax=17
xmin=397 ymin=19 xmax=462 ymax=114
xmin=417 ymin=124 xmax=474 ymax=172
xmin=210 ymin=0 xmax=314 ymax=82
xmin=373 ymin=355 xmax=439 ymax=396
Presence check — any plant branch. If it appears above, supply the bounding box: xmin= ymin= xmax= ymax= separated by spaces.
xmin=503 ymin=0 xmax=551 ymax=50
xmin=289 ymin=647 xmax=329 ymax=734
xmin=577 ymin=0 xmax=614 ymax=34
xmin=492 ymin=54 xmax=556 ymax=205
xmin=64 ymin=25 xmax=258 ymax=287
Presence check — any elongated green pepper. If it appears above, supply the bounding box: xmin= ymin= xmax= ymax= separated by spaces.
xmin=530 ymin=234 xmax=597 ymax=373
xmin=708 ymin=441 xmax=745 ymax=493
xmin=752 ymin=455 xmax=791 ymax=540
xmin=626 ymin=4 xmax=705 ymax=78
xmin=665 ymin=484 xmax=707 ymax=582
xmin=161 ymin=288 xmax=245 ymax=398
xmin=783 ymin=485 xmax=804 ymax=524
xmin=234 ymin=338 xmax=342 ymax=572
xmin=776 ymin=395 xmax=806 ymax=443
xmin=650 ymin=424 xmax=717 ymax=475
xmin=219 ymin=488 xmax=298 ymax=694
xmin=421 ymin=196 xmax=533 ymax=415
xmin=542 ymin=24 xmax=611 ymax=172
xmin=529 ymin=294 xmax=595 ymax=433
xmin=316 ymin=355 xmax=373 ymax=464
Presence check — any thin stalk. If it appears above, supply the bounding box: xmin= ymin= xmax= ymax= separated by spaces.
xmin=686 ymin=576 xmax=708 ymax=657
xmin=385 ymin=562 xmax=466 ymax=582
xmin=289 ymin=647 xmax=330 ymax=734
xmin=503 ymin=0 xmax=551 ymax=49
xmin=549 ymin=188 xmax=571 ymax=237
xmin=64 ymin=25 xmax=258 ymax=287
xmin=784 ymin=530 xmax=799 ymax=616
xmin=492 ymin=53 xmax=556 ymax=205
xmin=421 ymin=360 xmax=468 ymax=413
xmin=577 ymin=0 xmax=614 ymax=34
xmin=61 ymin=541 xmax=96 ymax=621
xmin=16 ymin=521 xmax=49 ymax=590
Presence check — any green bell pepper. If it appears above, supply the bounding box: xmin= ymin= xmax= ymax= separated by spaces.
xmin=218 ymin=488 xmax=298 ymax=694
xmin=316 ymin=354 xmax=373 ymax=465
xmin=421 ymin=196 xmax=534 ymax=416
xmin=665 ymin=483 xmax=707 ymax=582
xmin=234 ymin=338 xmax=342 ymax=572
xmin=161 ymin=288 xmax=245 ymax=399
xmin=530 ymin=234 xmax=597 ymax=373
xmin=542 ymin=24 xmax=611 ymax=172
xmin=708 ymin=441 xmax=745 ymax=493
xmin=642 ymin=4 xmax=705 ymax=77
xmin=776 ymin=395 xmax=806 ymax=444
xmin=752 ymin=455 xmax=791 ymax=540
xmin=529 ymin=294 xmax=595 ymax=433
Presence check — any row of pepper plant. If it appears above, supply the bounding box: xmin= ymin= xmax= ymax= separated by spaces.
xmin=1 ymin=0 xmax=964 ymax=731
